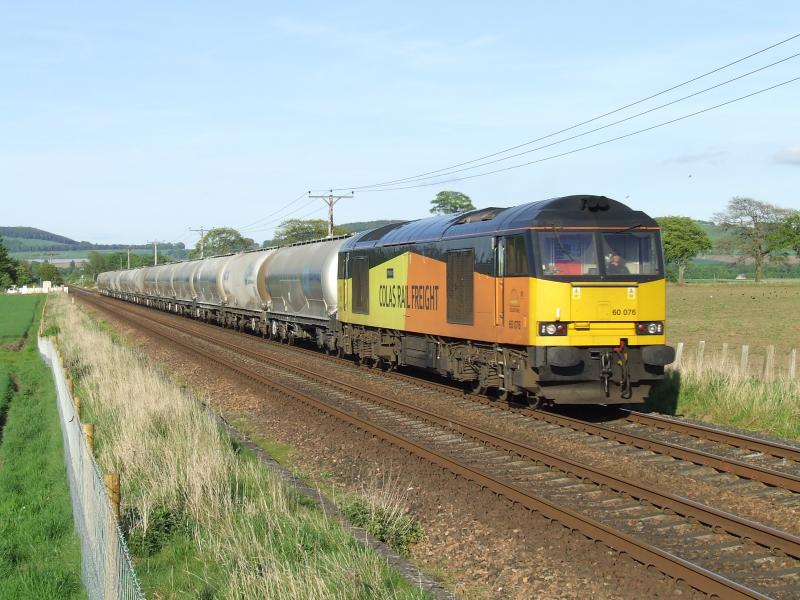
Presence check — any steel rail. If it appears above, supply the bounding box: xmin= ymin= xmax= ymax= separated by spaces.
xmin=77 ymin=290 xmax=796 ymax=598
xmin=621 ymin=409 xmax=800 ymax=462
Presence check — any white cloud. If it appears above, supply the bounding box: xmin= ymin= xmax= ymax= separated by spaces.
xmin=773 ymin=146 xmax=800 ymax=165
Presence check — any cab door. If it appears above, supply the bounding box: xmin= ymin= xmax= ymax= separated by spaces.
xmin=495 ymin=237 xmax=505 ymax=328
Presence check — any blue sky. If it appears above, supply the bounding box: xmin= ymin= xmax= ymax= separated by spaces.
xmin=1 ymin=1 xmax=799 ymax=246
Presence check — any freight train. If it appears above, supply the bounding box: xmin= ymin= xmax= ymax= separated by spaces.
xmin=97 ymin=195 xmax=675 ymax=406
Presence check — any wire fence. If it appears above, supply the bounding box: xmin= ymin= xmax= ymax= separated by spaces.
xmin=39 ymin=336 xmax=145 ymax=600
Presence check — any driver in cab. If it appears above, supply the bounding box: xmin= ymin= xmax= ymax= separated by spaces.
xmin=606 ymin=253 xmax=630 ymax=275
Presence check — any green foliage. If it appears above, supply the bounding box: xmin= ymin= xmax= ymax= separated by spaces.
xmin=429 ymin=190 xmax=475 ymax=215
xmin=271 ymin=219 xmax=347 ymax=246
xmin=37 ymin=262 xmax=63 ymax=285
xmin=0 ymin=297 xmax=83 ymax=599
xmin=0 ymin=238 xmax=16 ymax=288
xmin=714 ymin=197 xmax=789 ymax=283
xmin=772 ymin=210 xmax=800 ymax=256
xmin=342 ymin=497 xmax=424 ymax=556
xmin=123 ymin=506 xmax=191 ymax=557
xmin=192 ymin=227 xmax=256 ymax=258
xmin=657 ymin=216 xmax=712 ymax=284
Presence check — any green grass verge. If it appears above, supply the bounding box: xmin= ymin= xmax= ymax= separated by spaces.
xmin=0 ymin=295 xmax=84 ymax=599
xmin=647 ymin=371 xmax=800 ymax=442
xmin=0 ymin=295 xmax=41 ymax=344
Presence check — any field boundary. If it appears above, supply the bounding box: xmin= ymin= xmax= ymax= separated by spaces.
xmin=38 ymin=335 xmax=144 ymax=600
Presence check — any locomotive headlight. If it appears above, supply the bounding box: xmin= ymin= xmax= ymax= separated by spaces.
xmin=636 ymin=322 xmax=663 ymax=335
xmin=539 ymin=322 xmax=568 ymax=336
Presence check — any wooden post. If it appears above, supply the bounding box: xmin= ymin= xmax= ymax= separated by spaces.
xmin=740 ymin=345 xmax=749 ymax=376
xmin=67 ymin=377 xmax=74 ymax=396
xmin=83 ymin=423 xmax=94 ymax=454
xmin=104 ymin=473 xmax=120 ymax=520
xmin=674 ymin=342 xmax=684 ymax=369
xmin=789 ymin=349 xmax=797 ymax=380
xmin=720 ymin=343 xmax=729 ymax=369
xmin=697 ymin=340 xmax=706 ymax=370
xmin=764 ymin=345 xmax=775 ymax=381
xmin=74 ymin=395 xmax=80 ymax=416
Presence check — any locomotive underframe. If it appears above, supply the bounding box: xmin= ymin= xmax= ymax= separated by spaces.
xmin=101 ymin=288 xmax=665 ymax=405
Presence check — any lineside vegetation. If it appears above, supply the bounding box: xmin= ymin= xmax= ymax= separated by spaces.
xmin=47 ymin=295 xmax=429 ymax=600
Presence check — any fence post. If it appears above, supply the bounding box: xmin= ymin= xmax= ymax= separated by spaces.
xmin=789 ymin=349 xmax=797 ymax=380
xmin=697 ymin=341 xmax=706 ymax=370
xmin=764 ymin=345 xmax=775 ymax=381
xmin=674 ymin=342 xmax=684 ymax=369
xmin=104 ymin=473 xmax=121 ymax=520
xmin=83 ymin=423 xmax=94 ymax=454
xmin=740 ymin=345 xmax=749 ymax=376
xmin=720 ymin=343 xmax=729 ymax=368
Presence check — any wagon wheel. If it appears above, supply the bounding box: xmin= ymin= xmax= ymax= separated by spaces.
xmin=467 ymin=380 xmax=485 ymax=396
xmin=496 ymin=388 xmax=511 ymax=403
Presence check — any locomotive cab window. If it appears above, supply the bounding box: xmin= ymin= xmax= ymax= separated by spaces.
xmin=351 ymin=256 xmax=369 ymax=314
xmin=447 ymin=249 xmax=474 ymax=325
xmin=538 ymin=232 xmax=598 ymax=276
xmin=601 ymin=232 xmax=660 ymax=276
xmin=504 ymin=235 xmax=529 ymax=277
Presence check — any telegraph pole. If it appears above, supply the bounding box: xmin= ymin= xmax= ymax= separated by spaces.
xmin=189 ymin=227 xmax=206 ymax=258
xmin=149 ymin=241 xmax=159 ymax=266
xmin=127 ymin=247 xmax=131 ymax=269
xmin=307 ymin=190 xmax=354 ymax=237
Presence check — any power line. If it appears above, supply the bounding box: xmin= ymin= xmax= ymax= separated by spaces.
xmin=238 ymin=196 xmax=321 ymax=232
xmin=354 ymin=75 xmax=800 ymax=192
xmin=245 ymin=205 xmax=327 ymax=235
xmin=347 ymin=51 xmax=800 ymax=189
xmin=318 ymin=32 xmax=800 ymax=192
xmin=236 ymin=192 xmax=308 ymax=231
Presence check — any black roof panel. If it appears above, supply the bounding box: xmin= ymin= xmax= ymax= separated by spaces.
xmin=342 ymin=195 xmax=658 ymax=251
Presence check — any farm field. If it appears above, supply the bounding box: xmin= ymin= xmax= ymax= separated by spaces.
xmin=655 ymin=282 xmax=800 ymax=441
xmin=0 ymin=295 xmax=83 ymax=599
xmin=666 ymin=281 xmax=800 ymax=365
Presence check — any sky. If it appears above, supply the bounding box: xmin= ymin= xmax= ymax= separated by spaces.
xmin=1 ymin=1 xmax=799 ymax=247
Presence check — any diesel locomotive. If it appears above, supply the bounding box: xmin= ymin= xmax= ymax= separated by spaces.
xmin=97 ymin=195 xmax=675 ymax=405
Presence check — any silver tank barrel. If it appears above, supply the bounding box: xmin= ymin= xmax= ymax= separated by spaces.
xmin=266 ymin=238 xmax=347 ymax=321
xmin=221 ymin=249 xmax=276 ymax=311
xmin=193 ymin=255 xmax=234 ymax=305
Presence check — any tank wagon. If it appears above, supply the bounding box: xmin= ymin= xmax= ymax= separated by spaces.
xmin=97 ymin=195 xmax=674 ymax=405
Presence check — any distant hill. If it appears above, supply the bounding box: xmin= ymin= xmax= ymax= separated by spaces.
xmin=0 ymin=226 xmax=184 ymax=254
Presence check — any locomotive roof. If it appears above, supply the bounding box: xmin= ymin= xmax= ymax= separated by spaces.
xmin=342 ymin=195 xmax=658 ymax=249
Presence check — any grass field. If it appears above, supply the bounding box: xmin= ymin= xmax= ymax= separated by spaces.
xmin=0 ymin=295 xmax=83 ymax=599
xmin=667 ymin=281 xmax=800 ymax=365
xmin=652 ymin=282 xmax=800 ymax=441
xmin=50 ymin=296 xmax=429 ymax=600
xmin=0 ymin=295 xmax=41 ymax=345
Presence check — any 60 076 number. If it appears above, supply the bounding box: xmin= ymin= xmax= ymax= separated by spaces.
xmin=611 ymin=308 xmax=637 ymax=316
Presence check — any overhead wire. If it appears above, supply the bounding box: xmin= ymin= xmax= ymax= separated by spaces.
xmin=236 ymin=192 xmax=308 ymax=231
xmin=354 ymin=75 xmax=800 ymax=192
xmin=347 ymin=52 xmax=800 ymax=189
xmin=316 ymin=32 xmax=800 ymax=192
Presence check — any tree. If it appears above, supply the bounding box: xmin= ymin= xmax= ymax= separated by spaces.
xmin=192 ymin=228 xmax=256 ymax=258
xmin=772 ymin=210 xmax=800 ymax=257
xmin=429 ymin=191 xmax=475 ymax=215
xmin=37 ymin=261 xmax=63 ymax=285
xmin=0 ymin=236 xmax=16 ymax=286
xmin=271 ymin=219 xmax=347 ymax=246
xmin=714 ymin=197 xmax=789 ymax=283
xmin=656 ymin=216 xmax=712 ymax=285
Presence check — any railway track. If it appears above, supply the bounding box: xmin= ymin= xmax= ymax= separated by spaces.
xmin=86 ymin=290 xmax=800 ymax=496
xmin=76 ymin=289 xmax=800 ymax=599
